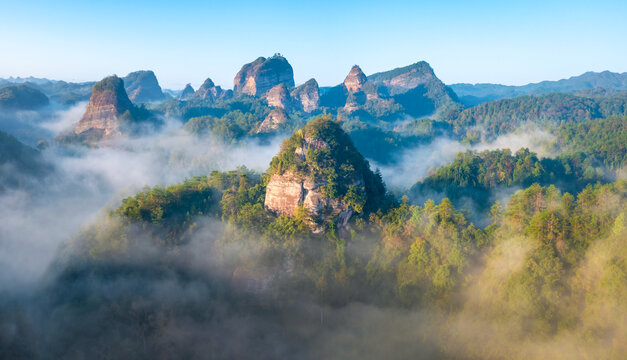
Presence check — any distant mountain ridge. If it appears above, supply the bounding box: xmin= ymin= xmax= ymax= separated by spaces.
xmin=0 ymin=84 xmax=49 ymax=110
xmin=451 ymin=70 xmax=627 ymax=106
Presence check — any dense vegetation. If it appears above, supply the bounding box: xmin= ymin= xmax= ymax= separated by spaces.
xmin=410 ymin=147 xmax=613 ymax=213
xmin=21 ymin=163 xmax=623 ymax=359
xmin=450 ymin=70 xmax=627 ymax=106
xmin=0 ymin=130 xmax=51 ymax=192
xmin=0 ymin=84 xmax=49 ymax=110
xmin=440 ymin=92 xmax=627 ymax=140
xmin=3 ymin=65 xmax=627 ymax=359
xmin=268 ymin=116 xmax=388 ymax=213
xmin=553 ymin=116 xmax=627 ymax=169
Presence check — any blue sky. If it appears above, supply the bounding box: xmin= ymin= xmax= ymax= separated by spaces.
xmin=0 ymin=0 xmax=625 ymax=89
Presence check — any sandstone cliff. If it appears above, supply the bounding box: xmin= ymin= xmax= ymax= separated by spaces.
xmin=74 ymin=76 xmax=135 ymax=139
xmin=343 ymin=65 xmax=368 ymax=93
xmin=123 ymin=70 xmax=165 ymax=103
xmin=264 ymin=117 xmax=387 ymax=232
xmin=264 ymin=83 xmax=293 ymax=110
xmin=233 ymin=55 xmax=295 ymax=96
xmin=178 ymin=84 xmax=195 ymax=100
xmin=70 ymin=75 xmax=157 ymax=142
xmin=193 ymin=78 xmax=232 ymax=101
xmin=290 ymin=79 xmax=320 ymax=112
xmin=256 ymin=108 xmax=289 ymax=134
xmin=367 ymin=61 xmax=438 ymax=92
xmin=367 ymin=61 xmax=459 ymax=115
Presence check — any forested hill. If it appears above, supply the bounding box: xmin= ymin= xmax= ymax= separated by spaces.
xmin=451 ymin=70 xmax=627 ymax=106
xmin=0 ymin=130 xmax=51 ymax=191
xmin=440 ymin=92 xmax=627 ymax=140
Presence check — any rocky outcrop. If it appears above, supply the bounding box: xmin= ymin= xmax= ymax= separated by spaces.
xmin=265 ymin=171 xmax=357 ymax=232
xmin=256 ymin=109 xmax=288 ymax=133
xmin=233 ymin=55 xmax=295 ymax=96
xmin=264 ymin=83 xmax=293 ymax=110
xmin=290 ymin=79 xmax=320 ymax=112
xmin=367 ymin=61 xmax=459 ymax=115
xmin=193 ymin=78 xmax=232 ymax=101
xmin=264 ymin=118 xmax=387 ymax=233
xmin=343 ymin=65 xmax=367 ymax=93
xmin=74 ymin=76 xmax=135 ymax=139
xmin=123 ymin=70 xmax=165 ymax=103
xmin=367 ymin=61 xmax=438 ymax=92
xmin=178 ymin=84 xmax=195 ymax=100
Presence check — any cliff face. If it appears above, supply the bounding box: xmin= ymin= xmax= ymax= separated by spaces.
xmin=233 ymin=55 xmax=295 ymax=96
xmin=290 ymin=78 xmax=320 ymax=112
xmin=264 ymin=117 xmax=386 ymax=232
xmin=368 ymin=61 xmax=437 ymax=92
xmin=74 ymin=76 xmax=134 ymax=139
xmin=123 ymin=70 xmax=165 ymax=103
xmin=193 ymin=78 xmax=232 ymax=101
xmin=367 ymin=61 xmax=459 ymax=115
xmin=256 ymin=109 xmax=289 ymax=133
xmin=178 ymin=84 xmax=195 ymax=100
xmin=264 ymin=83 xmax=293 ymax=110
xmin=264 ymin=170 xmax=358 ymax=232
xmin=343 ymin=65 xmax=368 ymax=93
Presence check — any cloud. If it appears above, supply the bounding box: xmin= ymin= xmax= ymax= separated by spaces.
xmin=373 ymin=126 xmax=555 ymax=190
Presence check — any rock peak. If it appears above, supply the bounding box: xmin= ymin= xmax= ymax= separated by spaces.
xmin=123 ymin=70 xmax=165 ymax=103
xmin=233 ymin=55 xmax=295 ymax=96
xmin=200 ymin=78 xmax=215 ymax=89
xmin=193 ymin=77 xmax=231 ymax=101
xmin=291 ymin=78 xmax=320 ymax=112
xmin=178 ymin=83 xmax=195 ymax=100
xmin=264 ymin=117 xmax=387 ymax=232
xmin=344 ymin=65 xmax=367 ymax=92
xmin=73 ymin=75 xmax=134 ymax=139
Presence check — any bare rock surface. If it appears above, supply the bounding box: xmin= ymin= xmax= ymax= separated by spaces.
xmin=74 ymin=76 xmax=134 ymax=139
xmin=233 ymin=55 xmax=295 ymax=96
xmin=343 ymin=65 xmax=367 ymax=93
xmin=290 ymin=78 xmax=320 ymax=112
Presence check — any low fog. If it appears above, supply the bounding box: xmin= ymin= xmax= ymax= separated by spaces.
xmin=374 ymin=126 xmax=554 ymax=189
xmin=1 ymin=108 xmax=623 ymax=360
xmin=0 ymin=105 xmax=284 ymax=290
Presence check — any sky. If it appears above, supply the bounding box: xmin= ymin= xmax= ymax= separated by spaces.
xmin=0 ymin=0 xmax=625 ymax=89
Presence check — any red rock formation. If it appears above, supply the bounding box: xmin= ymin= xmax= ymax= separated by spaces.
xmin=193 ymin=78 xmax=231 ymax=101
xmin=256 ymin=108 xmax=289 ymax=133
xmin=290 ymin=78 xmax=320 ymax=112
xmin=123 ymin=70 xmax=165 ymax=103
xmin=74 ymin=76 xmax=134 ymax=139
xmin=178 ymin=83 xmax=195 ymax=100
xmin=233 ymin=55 xmax=295 ymax=96
xmin=264 ymin=83 xmax=293 ymax=109
xmin=263 ymin=119 xmax=382 ymax=233
xmin=343 ymin=65 xmax=367 ymax=93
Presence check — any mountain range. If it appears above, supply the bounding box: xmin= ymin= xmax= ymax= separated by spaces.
xmin=451 ymin=70 xmax=627 ymax=106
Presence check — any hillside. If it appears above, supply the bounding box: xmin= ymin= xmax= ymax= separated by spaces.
xmin=123 ymin=70 xmax=166 ymax=103
xmin=0 ymin=84 xmax=49 ymax=110
xmin=63 ymin=75 xmax=156 ymax=143
xmin=440 ymin=91 xmax=627 ymax=139
xmin=451 ymin=70 xmax=627 ymax=106
xmin=0 ymin=130 xmax=51 ymax=191
xmin=265 ymin=116 xmax=388 ymax=231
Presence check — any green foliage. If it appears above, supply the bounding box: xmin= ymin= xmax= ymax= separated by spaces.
xmin=411 ymin=148 xmax=608 ymax=213
xmin=268 ymin=116 xmax=388 ymax=213
xmin=440 ymin=92 xmax=627 ymax=139
xmin=553 ymin=116 xmax=627 ymax=169
xmin=0 ymin=84 xmax=49 ymax=110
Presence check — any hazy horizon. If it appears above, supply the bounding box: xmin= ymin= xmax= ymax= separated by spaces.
xmin=1 ymin=0 xmax=625 ymax=89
